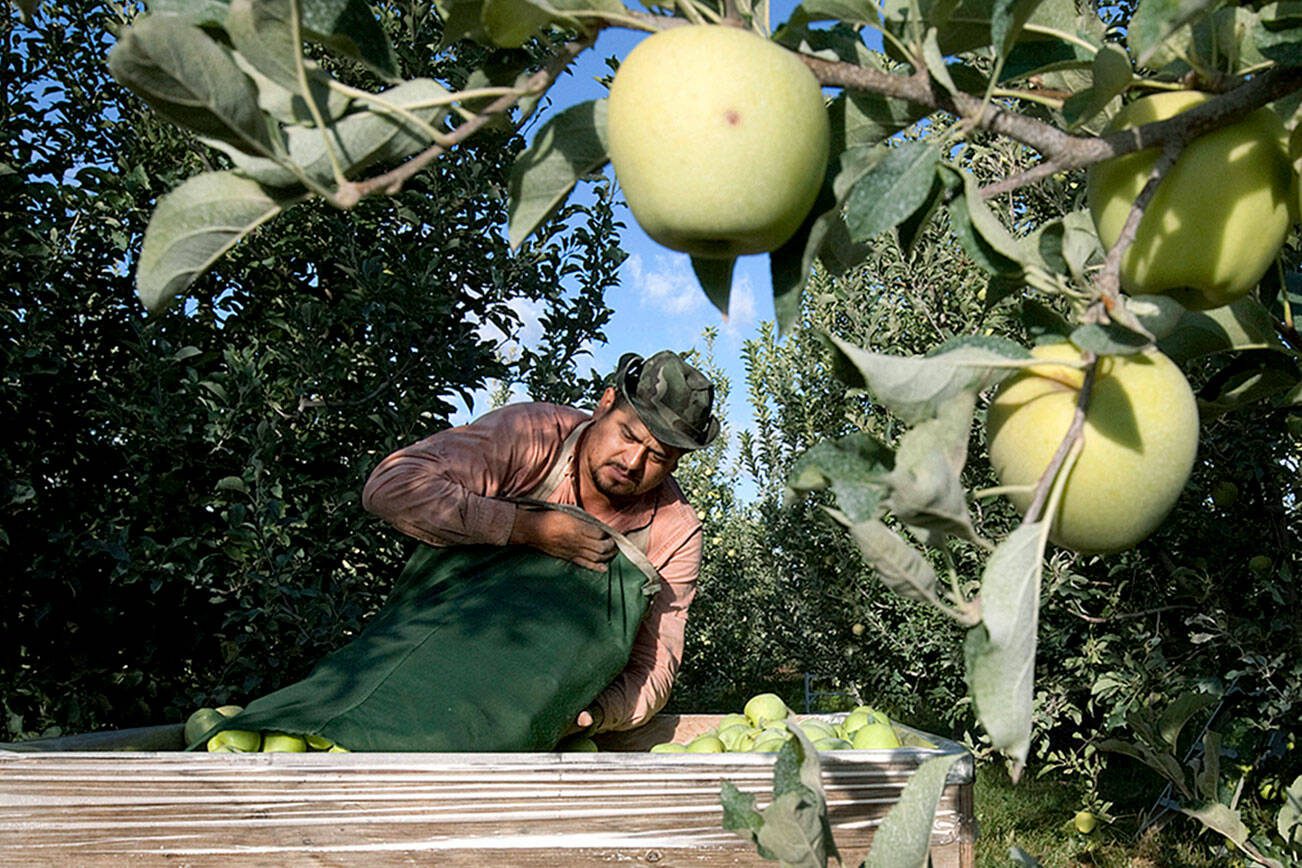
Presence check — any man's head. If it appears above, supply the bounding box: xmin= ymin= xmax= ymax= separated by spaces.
xmin=580 ymin=351 xmax=719 ymax=503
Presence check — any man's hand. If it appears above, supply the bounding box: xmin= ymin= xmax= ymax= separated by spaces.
xmin=510 ymin=507 xmax=617 ymax=572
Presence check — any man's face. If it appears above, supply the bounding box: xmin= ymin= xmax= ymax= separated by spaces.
xmin=581 ymin=389 xmax=682 ymax=502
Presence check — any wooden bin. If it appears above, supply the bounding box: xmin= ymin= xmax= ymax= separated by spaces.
xmin=0 ymin=714 xmax=975 ymax=865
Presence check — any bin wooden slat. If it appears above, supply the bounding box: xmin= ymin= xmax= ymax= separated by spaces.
xmin=0 ymin=714 xmax=975 ymax=866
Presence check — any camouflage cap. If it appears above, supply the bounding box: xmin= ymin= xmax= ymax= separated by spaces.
xmin=614 ymin=351 xmax=720 ymax=451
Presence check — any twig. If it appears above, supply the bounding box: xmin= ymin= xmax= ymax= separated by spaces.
xmin=1088 ymin=139 xmax=1183 ymax=323
xmin=1023 ymin=356 xmax=1097 ymax=524
xmin=1067 ymin=603 xmax=1196 ymax=624
xmin=338 ymin=38 xmax=593 ymax=207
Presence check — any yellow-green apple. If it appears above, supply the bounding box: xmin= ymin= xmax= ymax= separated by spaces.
xmin=1087 ymin=91 xmax=1291 ymax=310
xmin=184 ymin=708 xmax=225 ymax=746
xmin=306 ymin=734 xmax=335 ymax=750
xmin=814 ymin=737 xmax=853 ymax=751
xmin=606 ymin=25 xmax=829 ymax=259
xmin=207 ymin=729 xmax=261 ymax=752
xmin=851 ymin=723 xmax=901 ymax=750
xmin=327 ymin=744 xmax=350 ymax=752
xmin=686 ymin=734 xmax=727 ymax=753
xmin=261 ymin=731 xmax=307 ymax=753
xmin=1074 ymin=810 xmax=1098 ymax=834
xmin=744 ymin=692 xmax=791 ymax=727
xmin=985 ymin=342 xmax=1199 ymax=554
xmin=650 ymin=742 xmax=690 ymax=753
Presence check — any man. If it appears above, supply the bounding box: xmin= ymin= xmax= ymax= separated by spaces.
xmin=362 ymin=350 xmax=720 ymax=735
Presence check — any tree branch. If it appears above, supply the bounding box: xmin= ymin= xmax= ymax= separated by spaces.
xmin=1024 ymin=355 xmax=1097 ymax=525
xmin=799 ymin=53 xmax=1302 ymax=193
xmin=338 ymin=38 xmax=593 ymax=207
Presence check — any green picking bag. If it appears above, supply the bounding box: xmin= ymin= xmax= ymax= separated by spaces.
xmin=192 ymin=504 xmax=659 ymax=752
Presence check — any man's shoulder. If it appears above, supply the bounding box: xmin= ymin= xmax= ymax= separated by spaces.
xmin=656 ymin=475 xmax=702 ymax=529
xmin=478 ymin=401 xmax=589 ymax=436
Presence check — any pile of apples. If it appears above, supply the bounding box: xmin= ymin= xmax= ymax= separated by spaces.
xmin=648 ymin=693 xmax=903 ymax=754
xmin=185 ymin=705 xmax=348 ymax=753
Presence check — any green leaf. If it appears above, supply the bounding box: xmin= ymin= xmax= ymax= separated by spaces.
xmin=508 ymin=99 xmax=609 ymax=249
xmin=788 ymin=432 xmax=895 ymax=524
xmin=1278 ymin=775 xmax=1302 ymax=845
xmin=1255 ymin=3 xmax=1302 ymax=66
xmin=840 ymin=515 xmax=945 ymax=606
xmin=992 ymin=0 xmax=1047 ymax=56
xmin=941 ymin=166 xmax=1027 ymax=277
xmin=771 ymin=161 xmax=844 ymax=336
xmin=1180 ymin=803 xmax=1251 ymax=849
xmin=796 ymin=0 xmax=881 ymax=25
xmin=1061 ymin=44 xmax=1131 ymax=128
xmin=1157 ymin=691 xmax=1218 ymax=752
xmin=886 ymin=393 xmax=984 ymax=545
xmin=862 ymin=753 xmax=963 ymax=868
xmin=216 ymin=475 xmax=248 ymax=493
xmin=300 ymin=0 xmax=398 ymax=79
xmin=922 ymin=28 xmax=959 ymax=95
xmin=137 ymin=171 xmax=303 ymax=311
xmin=1197 ymin=352 xmax=1302 ymax=419
xmin=1123 ymin=295 xmax=1186 ymax=341
xmin=826 ymin=333 xmax=1030 ymax=425
xmin=214 ymin=78 xmax=450 ymax=188
xmin=756 ymin=790 xmax=833 ymax=868
xmin=895 ymin=173 xmax=945 ymax=260
xmin=691 ymin=256 xmax=736 ymax=317
xmin=108 ymin=15 xmax=279 ymax=156
xmin=1019 ymin=298 xmax=1073 ymax=339
xmin=721 ymin=780 xmax=767 ymax=848
xmin=1157 ymin=297 xmax=1290 ymax=362
xmin=828 ymin=89 xmax=928 ymax=151
xmin=1128 ymin=0 xmax=1221 ymax=68
xmin=845 ymin=142 xmax=941 ymax=243
xmin=1069 ymin=321 xmax=1152 ymax=356
xmin=1098 ymin=738 xmax=1192 ymax=796
xmin=965 ymin=521 xmax=1046 ymax=778
xmin=1194 ymin=730 xmax=1221 ymax=802
xmin=148 ymin=0 xmax=231 ymax=27
xmin=482 ymin=0 xmax=564 ymax=48
xmin=226 ymin=0 xmax=302 ymax=91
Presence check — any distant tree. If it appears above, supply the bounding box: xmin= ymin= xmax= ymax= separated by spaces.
xmin=0 ymin=0 xmax=622 ymax=739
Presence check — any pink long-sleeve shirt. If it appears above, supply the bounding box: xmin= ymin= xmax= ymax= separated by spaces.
xmin=361 ymin=402 xmax=703 ymax=732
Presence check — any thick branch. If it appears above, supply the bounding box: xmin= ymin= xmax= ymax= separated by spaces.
xmin=800 ymin=54 xmax=1302 ymax=192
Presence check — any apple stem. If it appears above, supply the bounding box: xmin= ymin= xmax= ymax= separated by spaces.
xmin=1090 ymin=140 xmax=1183 ymax=324
xmin=1023 ymin=354 xmax=1097 ymax=526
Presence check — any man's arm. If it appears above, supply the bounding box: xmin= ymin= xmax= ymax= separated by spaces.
xmin=585 ymin=523 xmax=702 ymax=731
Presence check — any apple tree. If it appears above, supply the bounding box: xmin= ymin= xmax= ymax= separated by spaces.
xmin=38 ymin=0 xmax=1302 ymax=858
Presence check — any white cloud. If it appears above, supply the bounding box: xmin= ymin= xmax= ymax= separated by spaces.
xmin=625 ymin=253 xmax=707 ymax=317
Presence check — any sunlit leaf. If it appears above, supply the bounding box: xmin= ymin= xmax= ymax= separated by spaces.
xmin=841 ymin=515 xmax=945 ymax=606
xmin=1279 ymin=776 xmax=1302 ymax=844
xmin=137 ymin=171 xmax=303 ymax=311
xmin=789 ymin=432 xmax=894 ymax=523
xmin=108 ymin=15 xmax=278 ymax=156
xmin=1128 ymin=0 xmax=1220 ymax=67
xmin=886 ymin=393 xmax=984 ymax=545
xmin=845 ymin=141 xmax=941 ymax=243
xmin=300 ymin=0 xmax=398 ymax=78
xmin=826 ymin=333 xmax=1030 ymax=425
xmin=862 ymin=753 xmax=963 ymax=868
xmin=508 ymin=99 xmax=609 ymax=249
xmin=1157 ymin=297 xmax=1289 ymax=362
xmin=941 ymin=165 xmax=1028 ymax=277
xmin=1061 ymin=44 xmax=1131 ymax=128
xmin=965 ymin=521 xmax=1045 ymax=777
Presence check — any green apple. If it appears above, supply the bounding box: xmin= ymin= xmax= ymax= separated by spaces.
xmin=207 ymin=729 xmax=261 ymax=752
xmin=839 ymin=710 xmax=873 ymax=738
xmin=650 ymin=742 xmax=690 ymax=753
xmin=1074 ymin=810 xmax=1098 ymax=834
xmin=686 ymin=734 xmax=727 ymax=753
xmin=985 ymin=342 xmax=1199 ymax=554
xmin=606 ymin=25 xmax=830 ymax=259
xmin=718 ymin=713 xmax=751 ymax=730
xmin=852 ymin=706 xmax=889 ymax=726
xmin=1249 ymin=554 xmax=1273 ymax=575
xmin=813 ymin=737 xmax=853 ymax=751
xmin=717 ymin=724 xmax=757 ymax=752
xmin=1087 ymin=90 xmax=1291 ymax=310
xmin=1209 ymin=480 xmax=1239 ymax=509
xmin=559 ymin=736 xmax=600 ymax=753
xmin=851 ymin=723 xmax=901 ymax=750
xmin=796 ymin=719 xmax=839 ymax=741
xmin=184 ymin=708 xmax=225 ymax=746
xmin=743 ymin=693 xmax=791 ymax=728
xmin=327 ymin=744 xmax=350 ymax=753
xmin=750 ymin=736 xmax=789 ymax=753
xmin=306 ymin=734 xmax=335 ymax=750
xmin=261 ymin=731 xmax=307 ymax=753
xmin=215 ymin=705 xmax=243 ymax=718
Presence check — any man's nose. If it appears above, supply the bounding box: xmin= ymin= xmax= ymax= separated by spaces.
xmin=624 ymin=444 xmax=650 ymax=473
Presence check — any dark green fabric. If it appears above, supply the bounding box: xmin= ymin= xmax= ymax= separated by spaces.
xmin=190 ymin=543 xmax=653 ymax=751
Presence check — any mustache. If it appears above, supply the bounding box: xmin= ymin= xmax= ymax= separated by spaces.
xmin=606 ymin=461 xmax=642 ymax=481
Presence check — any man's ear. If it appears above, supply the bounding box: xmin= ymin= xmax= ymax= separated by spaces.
xmin=595 ymin=387 xmax=617 ymax=414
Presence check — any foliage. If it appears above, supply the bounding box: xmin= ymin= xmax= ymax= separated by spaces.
xmin=1 ymin=0 xmax=621 ymax=740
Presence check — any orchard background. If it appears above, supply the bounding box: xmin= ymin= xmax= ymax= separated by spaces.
xmin=2 ymin=0 xmax=1300 ymax=863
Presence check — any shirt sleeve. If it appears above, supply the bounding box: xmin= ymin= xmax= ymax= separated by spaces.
xmin=589 ymin=519 xmax=702 ymax=732
xmin=361 ymin=404 xmax=570 ymax=547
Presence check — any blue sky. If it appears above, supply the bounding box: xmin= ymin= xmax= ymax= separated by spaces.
xmin=461 ymin=2 xmax=809 ymax=473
